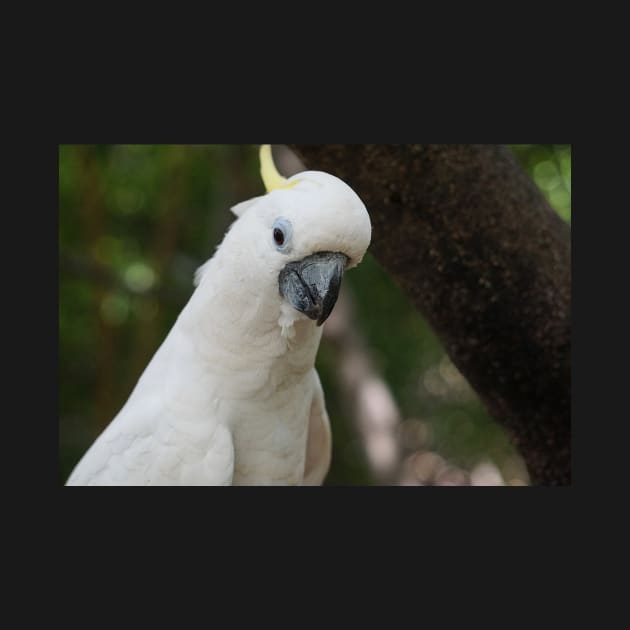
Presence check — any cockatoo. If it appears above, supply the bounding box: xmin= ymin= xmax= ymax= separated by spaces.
xmin=66 ymin=145 xmax=371 ymax=486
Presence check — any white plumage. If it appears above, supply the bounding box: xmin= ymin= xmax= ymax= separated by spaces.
xmin=66 ymin=147 xmax=371 ymax=486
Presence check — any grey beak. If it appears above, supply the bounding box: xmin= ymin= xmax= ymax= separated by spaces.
xmin=279 ymin=251 xmax=348 ymax=326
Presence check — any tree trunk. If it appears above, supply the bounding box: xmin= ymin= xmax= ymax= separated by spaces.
xmin=289 ymin=144 xmax=571 ymax=486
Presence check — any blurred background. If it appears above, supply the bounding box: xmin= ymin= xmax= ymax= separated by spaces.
xmin=58 ymin=144 xmax=571 ymax=486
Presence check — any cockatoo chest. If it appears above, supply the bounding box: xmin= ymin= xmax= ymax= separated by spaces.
xmin=228 ymin=371 xmax=314 ymax=485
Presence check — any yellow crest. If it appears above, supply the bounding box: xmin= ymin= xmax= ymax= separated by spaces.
xmin=259 ymin=145 xmax=300 ymax=193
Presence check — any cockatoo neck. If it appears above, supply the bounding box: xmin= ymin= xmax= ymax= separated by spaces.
xmin=182 ymin=251 xmax=323 ymax=375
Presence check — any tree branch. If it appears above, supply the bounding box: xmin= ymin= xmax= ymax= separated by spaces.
xmin=289 ymin=144 xmax=571 ymax=485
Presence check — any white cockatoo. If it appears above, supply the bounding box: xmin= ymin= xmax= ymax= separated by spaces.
xmin=66 ymin=145 xmax=371 ymax=486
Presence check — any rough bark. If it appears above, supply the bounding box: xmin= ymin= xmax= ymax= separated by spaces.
xmin=289 ymin=144 xmax=571 ymax=486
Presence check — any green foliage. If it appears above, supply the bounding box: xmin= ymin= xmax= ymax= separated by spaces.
xmin=510 ymin=144 xmax=571 ymax=223
xmin=59 ymin=144 xmax=570 ymax=485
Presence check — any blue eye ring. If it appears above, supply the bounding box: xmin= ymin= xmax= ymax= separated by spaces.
xmin=272 ymin=217 xmax=292 ymax=252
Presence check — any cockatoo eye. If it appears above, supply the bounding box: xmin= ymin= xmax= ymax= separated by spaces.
xmin=272 ymin=218 xmax=292 ymax=252
xmin=273 ymin=228 xmax=284 ymax=246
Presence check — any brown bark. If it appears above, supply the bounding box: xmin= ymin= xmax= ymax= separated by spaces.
xmin=289 ymin=144 xmax=571 ymax=485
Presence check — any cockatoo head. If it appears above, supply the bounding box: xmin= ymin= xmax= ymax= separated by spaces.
xmin=216 ymin=146 xmax=371 ymax=330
